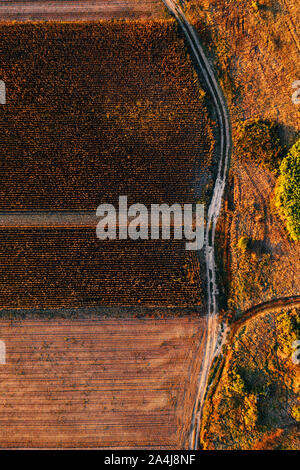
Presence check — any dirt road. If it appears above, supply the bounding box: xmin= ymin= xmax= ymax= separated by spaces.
xmin=161 ymin=0 xmax=231 ymax=450
xmin=234 ymin=296 xmax=300 ymax=332
xmin=0 ymin=1 xmax=164 ymax=21
xmin=0 ymin=211 xmax=97 ymax=228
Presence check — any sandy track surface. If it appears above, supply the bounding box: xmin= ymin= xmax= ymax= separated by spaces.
xmin=244 ymin=295 xmax=300 ymax=318
xmin=0 ymin=316 xmax=206 ymax=449
xmin=0 ymin=1 xmax=164 ymax=21
xmin=0 ymin=211 xmax=97 ymax=228
xmin=162 ymin=1 xmax=231 ymax=450
xmin=229 ymin=295 xmax=300 ymax=338
xmin=0 ymin=211 xmax=198 ymax=228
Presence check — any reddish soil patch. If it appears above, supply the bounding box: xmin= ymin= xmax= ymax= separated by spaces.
xmin=0 ymin=316 xmax=206 ymax=449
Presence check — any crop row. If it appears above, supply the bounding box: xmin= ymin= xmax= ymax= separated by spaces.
xmin=0 ymin=20 xmax=214 ymax=209
xmin=0 ymin=229 xmax=202 ymax=308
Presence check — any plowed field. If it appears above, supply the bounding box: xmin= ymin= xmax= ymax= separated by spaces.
xmin=0 ymin=317 xmax=206 ymax=449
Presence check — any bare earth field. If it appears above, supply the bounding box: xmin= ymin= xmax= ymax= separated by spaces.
xmin=229 ymin=158 xmax=300 ymax=313
xmin=0 ymin=316 xmax=206 ymax=449
xmin=0 ymin=1 xmax=165 ymax=21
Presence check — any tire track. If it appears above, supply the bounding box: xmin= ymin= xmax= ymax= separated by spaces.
xmin=229 ymin=295 xmax=300 ymax=340
xmin=161 ymin=0 xmax=232 ymax=450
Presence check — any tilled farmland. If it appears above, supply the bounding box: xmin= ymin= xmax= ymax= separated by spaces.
xmin=0 ymin=16 xmax=211 ymax=449
xmin=0 ymin=19 xmax=213 ymax=309
xmin=0 ymin=20 xmax=214 ymax=210
xmin=0 ymin=317 xmax=206 ymax=449
xmin=0 ymin=228 xmax=202 ymax=308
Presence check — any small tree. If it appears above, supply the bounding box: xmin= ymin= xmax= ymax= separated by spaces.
xmin=244 ymin=394 xmax=258 ymax=431
xmin=238 ymin=236 xmax=250 ymax=252
xmin=236 ymin=118 xmax=282 ymax=172
xmin=251 ymin=1 xmax=260 ymax=12
xmin=291 ymin=405 xmax=300 ymax=422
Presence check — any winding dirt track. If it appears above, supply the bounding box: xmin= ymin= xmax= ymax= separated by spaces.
xmin=225 ymin=297 xmax=300 ymax=354
xmin=161 ymin=0 xmax=231 ymax=450
xmin=237 ymin=295 xmax=300 ymax=329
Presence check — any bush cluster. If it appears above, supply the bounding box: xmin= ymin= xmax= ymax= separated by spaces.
xmin=235 ymin=118 xmax=282 ymax=172
xmin=275 ymin=139 xmax=300 ymax=241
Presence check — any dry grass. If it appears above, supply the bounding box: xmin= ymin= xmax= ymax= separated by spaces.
xmin=227 ymin=159 xmax=300 ymax=314
xmin=201 ymin=307 xmax=300 ymax=450
xmin=183 ymin=0 xmax=300 ymax=449
xmin=182 ymin=0 xmax=300 ymax=315
xmin=185 ymin=0 xmax=300 ymax=145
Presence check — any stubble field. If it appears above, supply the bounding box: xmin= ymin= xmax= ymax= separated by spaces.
xmin=0 ymin=316 xmax=206 ymax=449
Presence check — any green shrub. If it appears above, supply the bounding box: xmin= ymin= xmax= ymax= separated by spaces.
xmin=238 ymin=236 xmax=250 ymax=252
xmin=251 ymin=1 xmax=260 ymax=12
xmin=291 ymin=405 xmax=300 ymax=422
xmin=275 ymin=139 xmax=300 ymax=241
xmin=236 ymin=118 xmax=282 ymax=172
xmin=244 ymin=394 xmax=258 ymax=431
xmin=276 ymin=309 xmax=300 ymax=356
xmin=228 ymin=369 xmax=246 ymax=395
